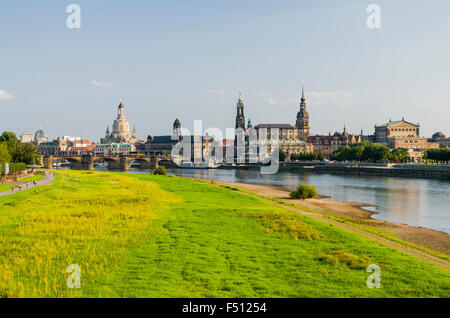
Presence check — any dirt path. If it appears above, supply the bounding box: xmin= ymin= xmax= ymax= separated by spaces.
xmin=0 ymin=172 xmax=55 ymax=197
xmin=216 ymin=181 xmax=450 ymax=271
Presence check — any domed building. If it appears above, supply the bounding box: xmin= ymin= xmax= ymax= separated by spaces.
xmin=432 ymin=132 xmax=446 ymax=140
xmin=34 ymin=125 xmax=48 ymax=144
xmin=430 ymin=131 xmax=450 ymax=147
xmin=101 ymin=101 xmax=138 ymax=144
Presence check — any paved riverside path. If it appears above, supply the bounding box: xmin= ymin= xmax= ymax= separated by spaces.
xmin=0 ymin=171 xmax=55 ymax=198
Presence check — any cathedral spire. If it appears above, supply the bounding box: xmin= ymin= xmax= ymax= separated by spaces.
xmin=301 ymin=83 xmax=305 ymax=103
xmin=235 ymin=92 xmax=245 ymax=130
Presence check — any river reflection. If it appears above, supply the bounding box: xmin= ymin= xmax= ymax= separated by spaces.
xmin=162 ymin=168 xmax=450 ymax=234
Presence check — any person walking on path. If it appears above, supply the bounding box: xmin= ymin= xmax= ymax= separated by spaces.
xmin=0 ymin=172 xmax=55 ymax=198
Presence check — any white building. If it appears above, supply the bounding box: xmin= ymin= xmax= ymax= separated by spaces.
xmin=94 ymin=143 xmax=136 ymax=156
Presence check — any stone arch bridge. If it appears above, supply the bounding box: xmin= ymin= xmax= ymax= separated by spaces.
xmin=42 ymin=154 xmax=174 ymax=171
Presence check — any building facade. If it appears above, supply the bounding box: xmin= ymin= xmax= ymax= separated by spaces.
xmin=38 ymin=138 xmax=96 ymax=156
xmin=66 ymin=140 xmax=96 ymax=155
xmin=373 ymin=118 xmax=438 ymax=151
xmin=94 ymin=143 xmax=136 ymax=156
xmin=38 ymin=138 xmax=68 ymax=156
xmin=250 ymin=87 xmax=314 ymax=159
xmin=309 ymin=129 xmax=362 ymax=159
xmin=145 ymin=119 xmax=182 ymax=154
xmin=19 ymin=133 xmax=34 ymax=143
xmin=374 ymin=118 xmax=420 ymax=144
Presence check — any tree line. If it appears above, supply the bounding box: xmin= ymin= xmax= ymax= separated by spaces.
xmin=0 ymin=131 xmax=41 ymax=175
xmin=330 ymin=142 xmax=410 ymax=163
xmin=290 ymin=152 xmax=325 ymax=161
xmin=423 ymin=148 xmax=450 ymax=163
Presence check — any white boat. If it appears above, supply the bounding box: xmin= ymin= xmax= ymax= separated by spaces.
xmin=178 ymin=161 xmax=220 ymax=169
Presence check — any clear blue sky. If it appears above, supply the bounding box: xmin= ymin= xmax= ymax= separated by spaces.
xmin=1 ymin=0 xmax=449 ymax=141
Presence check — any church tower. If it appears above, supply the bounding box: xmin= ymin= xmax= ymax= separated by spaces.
xmin=172 ymin=118 xmax=182 ymax=140
xmin=235 ymin=92 xmax=246 ymax=130
xmin=295 ymin=85 xmax=310 ymax=139
xmin=112 ymin=100 xmax=131 ymax=142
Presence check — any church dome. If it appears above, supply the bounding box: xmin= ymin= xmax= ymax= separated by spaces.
xmin=432 ymin=132 xmax=446 ymax=139
xmin=34 ymin=127 xmax=47 ymax=141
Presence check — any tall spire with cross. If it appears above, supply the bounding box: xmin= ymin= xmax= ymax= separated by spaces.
xmin=235 ymin=91 xmax=246 ymax=130
xmin=296 ymin=82 xmax=310 ymax=139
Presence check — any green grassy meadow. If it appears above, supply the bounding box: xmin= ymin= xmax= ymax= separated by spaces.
xmin=0 ymin=170 xmax=448 ymax=298
xmin=0 ymin=174 xmax=44 ymax=193
xmin=18 ymin=174 xmax=45 ymax=183
xmin=0 ymin=184 xmax=16 ymax=192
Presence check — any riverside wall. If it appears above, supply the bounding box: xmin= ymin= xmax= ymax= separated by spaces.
xmin=300 ymin=164 xmax=450 ymax=180
xmin=219 ymin=163 xmax=450 ymax=180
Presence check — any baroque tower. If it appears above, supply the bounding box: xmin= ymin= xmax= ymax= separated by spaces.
xmin=172 ymin=118 xmax=182 ymax=141
xmin=101 ymin=100 xmax=137 ymax=144
xmin=235 ymin=92 xmax=246 ymax=130
xmin=295 ymin=85 xmax=310 ymax=139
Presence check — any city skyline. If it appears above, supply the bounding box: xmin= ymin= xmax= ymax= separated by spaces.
xmin=1 ymin=0 xmax=450 ymax=140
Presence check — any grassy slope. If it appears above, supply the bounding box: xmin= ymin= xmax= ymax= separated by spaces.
xmin=18 ymin=174 xmax=45 ymax=183
xmin=0 ymin=170 xmax=448 ymax=298
xmin=0 ymin=184 xmax=16 ymax=192
xmin=0 ymin=174 xmax=43 ymax=192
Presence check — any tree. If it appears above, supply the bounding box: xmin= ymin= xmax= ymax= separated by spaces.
xmin=16 ymin=142 xmax=40 ymax=165
xmin=153 ymin=166 xmax=168 ymax=176
xmin=0 ymin=142 xmax=12 ymax=175
xmin=0 ymin=131 xmax=20 ymax=157
xmin=291 ymin=152 xmax=325 ymax=161
xmin=289 ymin=184 xmax=318 ymax=200
xmin=0 ymin=131 xmax=41 ymax=165
xmin=424 ymin=149 xmax=450 ymax=163
xmin=331 ymin=142 xmax=392 ymax=162
xmin=279 ymin=148 xmax=287 ymax=162
xmin=390 ymin=148 xmax=410 ymax=163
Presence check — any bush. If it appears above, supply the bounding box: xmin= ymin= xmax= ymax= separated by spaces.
xmin=153 ymin=166 xmax=168 ymax=176
xmin=290 ymin=152 xmax=324 ymax=161
xmin=1 ymin=162 xmax=27 ymax=176
xmin=289 ymin=184 xmax=318 ymax=200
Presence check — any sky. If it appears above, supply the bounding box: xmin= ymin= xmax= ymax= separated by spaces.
xmin=1 ymin=0 xmax=449 ymax=141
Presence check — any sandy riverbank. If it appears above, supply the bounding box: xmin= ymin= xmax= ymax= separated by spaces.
xmin=215 ymin=180 xmax=450 ymax=256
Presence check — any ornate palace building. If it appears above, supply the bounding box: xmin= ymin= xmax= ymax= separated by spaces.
xmin=145 ymin=119 xmax=182 ymax=154
xmin=308 ymin=128 xmax=362 ymax=158
xmin=233 ymin=86 xmax=366 ymax=160
xmin=101 ymin=101 xmax=138 ymax=144
xmin=372 ymin=118 xmax=439 ymax=161
xmin=251 ymin=87 xmax=314 ymax=158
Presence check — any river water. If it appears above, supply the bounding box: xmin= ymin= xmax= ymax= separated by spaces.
xmin=163 ymin=168 xmax=450 ymax=234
